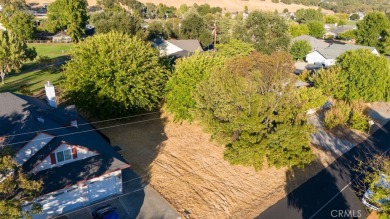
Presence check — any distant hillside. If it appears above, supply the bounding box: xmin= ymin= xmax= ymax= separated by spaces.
xmin=26 ymin=0 xmax=97 ymax=7
xmin=137 ymin=0 xmax=325 ymax=13
xmin=26 ymin=0 xmax=328 ymax=13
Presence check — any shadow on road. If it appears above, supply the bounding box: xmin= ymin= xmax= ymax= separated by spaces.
xmin=256 ymin=119 xmax=390 ymax=219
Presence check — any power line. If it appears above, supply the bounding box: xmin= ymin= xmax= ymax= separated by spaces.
xmin=51 ymin=160 xmax=226 ymax=218
xmin=308 ymin=145 xmax=390 ymax=219
xmin=4 ymin=117 xmax=162 ymax=147
xmin=2 ymin=111 xmax=160 ymax=138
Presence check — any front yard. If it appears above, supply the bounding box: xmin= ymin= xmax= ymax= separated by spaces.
xmin=0 ymin=43 xmax=74 ymax=94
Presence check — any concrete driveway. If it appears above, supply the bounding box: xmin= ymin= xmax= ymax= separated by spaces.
xmin=60 ymin=169 xmax=181 ymax=219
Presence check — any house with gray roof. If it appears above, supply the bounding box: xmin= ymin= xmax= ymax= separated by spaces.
xmin=0 ymin=90 xmax=129 ymax=219
xmin=306 ymin=44 xmax=379 ymax=67
xmin=152 ymin=37 xmax=203 ymax=59
xmin=324 ymin=25 xmax=356 ymax=38
xmin=292 ymin=35 xmax=330 ymax=51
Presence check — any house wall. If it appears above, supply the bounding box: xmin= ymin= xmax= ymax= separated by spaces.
xmin=14 ymin=133 xmax=54 ymax=166
xmin=23 ymin=170 xmax=123 ymax=219
xmin=306 ymin=51 xmax=326 ymax=64
xmin=32 ymin=144 xmax=98 ymax=173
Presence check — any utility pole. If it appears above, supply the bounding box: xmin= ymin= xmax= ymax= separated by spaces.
xmin=213 ymin=22 xmax=217 ymax=51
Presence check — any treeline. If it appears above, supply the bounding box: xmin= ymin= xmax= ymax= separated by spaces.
xmin=319 ymin=0 xmax=390 ymax=13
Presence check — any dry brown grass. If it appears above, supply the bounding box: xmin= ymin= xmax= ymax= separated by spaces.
xmin=92 ymin=110 xmax=337 ymax=218
xmin=26 ymin=0 xmax=330 ymax=13
xmin=138 ymin=0 xmax=323 ymax=13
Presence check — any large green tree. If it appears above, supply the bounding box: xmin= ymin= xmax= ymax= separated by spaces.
xmin=0 ymin=147 xmax=43 ymax=218
xmin=90 ymin=10 xmax=142 ymax=36
xmin=307 ymin=20 xmax=325 ymax=38
xmin=245 ymin=11 xmax=290 ymax=54
xmin=47 ymin=0 xmax=88 ymax=42
xmin=165 ymin=52 xmax=224 ymax=121
xmin=288 ymin=22 xmax=310 ymax=38
xmin=336 ymin=49 xmax=390 ymax=101
xmin=194 ymin=52 xmax=316 ymax=169
xmin=180 ymin=10 xmax=212 ymax=46
xmin=215 ymin=39 xmax=255 ymax=58
xmin=62 ymin=32 xmax=169 ymax=118
xmin=1 ymin=10 xmax=35 ymax=40
xmin=355 ymin=12 xmax=390 ymax=53
xmin=0 ymin=31 xmax=37 ymax=85
xmin=295 ymin=8 xmax=323 ymax=24
xmin=290 ymin=40 xmax=312 ymax=60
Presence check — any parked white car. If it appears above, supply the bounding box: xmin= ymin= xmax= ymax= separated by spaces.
xmin=362 ymin=174 xmax=390 ymax=211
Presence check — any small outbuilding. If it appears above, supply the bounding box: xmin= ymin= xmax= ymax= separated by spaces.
xmin=52 ymin=31 xmax=72 ymax=43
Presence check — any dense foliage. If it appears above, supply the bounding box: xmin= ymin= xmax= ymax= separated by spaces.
xmin=0 ymin=147 xmax=43 ymax=218
xmin=313 ymin=49 xmax=390 ymax=102
xmin=62 ymin=32 xmax=169 ymax=118
xmin=336 ymin=49 xmax=390 ymax=101
xmin=355 ymin=12 xmax=390 ymax=53
xmin=244 ymin=11 xmax=290 ymax=54
xmin=180 ymin=10 xmax=212 ymax=46
xmin=165 ymin=52 xmax=224 ymax=121
xmin=194 ymin=52 xmax=316 ymax=169
xmin=0 ymin=31 xmax=36 ymax=85
xmin=288 ymin=22 xmax=310 ymax=38
xmin=295 ymin=8 xmax=323 ymax=24
xmin=307 ymin=20 xmax=325 ymax=38
xmin=47 ymin=0 xmax=88 ymax=42
xmin=90 ymin=10 xmax=143 ymax=37
xmin=1 ymin=10 xmax=35 ymax=40
xmin=290 ymin=40 xmax=312 ymax=60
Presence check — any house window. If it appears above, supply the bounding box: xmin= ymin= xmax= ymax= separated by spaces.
xmin=56 ymin=149 xmax=72 ymax=163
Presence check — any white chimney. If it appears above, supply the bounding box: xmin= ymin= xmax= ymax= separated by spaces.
xmin=70 ymin=120 xmax=78 ymax=128
xmin=44 ymin=81 xmax=57 ymax=108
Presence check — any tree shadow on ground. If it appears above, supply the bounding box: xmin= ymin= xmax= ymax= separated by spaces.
xmin=86 ymin=111 xmax=168 ymax=185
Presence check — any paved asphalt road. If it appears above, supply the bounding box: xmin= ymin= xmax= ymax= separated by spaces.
xmin=256 ymin=122 xmax=390 ymax=219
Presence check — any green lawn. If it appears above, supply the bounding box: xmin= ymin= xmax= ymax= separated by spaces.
xmin=0 ymin=66 xmax=62 ymax=93
xmin=29 ymin=43 xmax=75 ymax=58
xmin=0 ymin=43 xmax=75 ymax=94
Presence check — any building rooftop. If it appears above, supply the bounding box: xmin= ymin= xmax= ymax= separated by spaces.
xmin=0 ymin=92 xmax=129 ymax=195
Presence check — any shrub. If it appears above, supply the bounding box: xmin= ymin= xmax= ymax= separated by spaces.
xmin=324 ymin=100 xmax=351 ymax=130
xmin=348 ymin=100 xmax=370 ymax=132
xmin=19 ymin=84 xmax=32 ymax=96
xmin=36 ymin=55 xmax=52 ymax=64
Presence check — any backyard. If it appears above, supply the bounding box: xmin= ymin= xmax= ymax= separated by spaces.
xmin=0 ymin=43 xmax=74 ymax=94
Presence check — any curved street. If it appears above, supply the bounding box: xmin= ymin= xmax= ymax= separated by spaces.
xmin=256 ymin=122 xmax=390 ymax=219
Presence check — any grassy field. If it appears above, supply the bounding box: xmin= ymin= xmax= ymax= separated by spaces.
xmin=30 ymin=43 xmax=75 ymax=58
xmin=0 ymin=43 xmax=74 ymax=94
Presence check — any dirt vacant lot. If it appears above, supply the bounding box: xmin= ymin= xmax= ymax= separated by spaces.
xmin=93 ymin=111 xmax=340 ymax=218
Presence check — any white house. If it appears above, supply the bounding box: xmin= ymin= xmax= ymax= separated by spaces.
xmin=0 ymin=91 xmax=129 ymax=219
xmin=306 ymin=44 xmax=379 ymax=67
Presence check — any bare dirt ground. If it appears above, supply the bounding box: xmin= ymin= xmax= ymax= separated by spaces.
xmin=91 ymin=110 xmax=342 ymax=218
xmin=90 ymin=103 xmax=390 ymax=219
xmin=26 ymin=0 xmax=326 ymax=13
